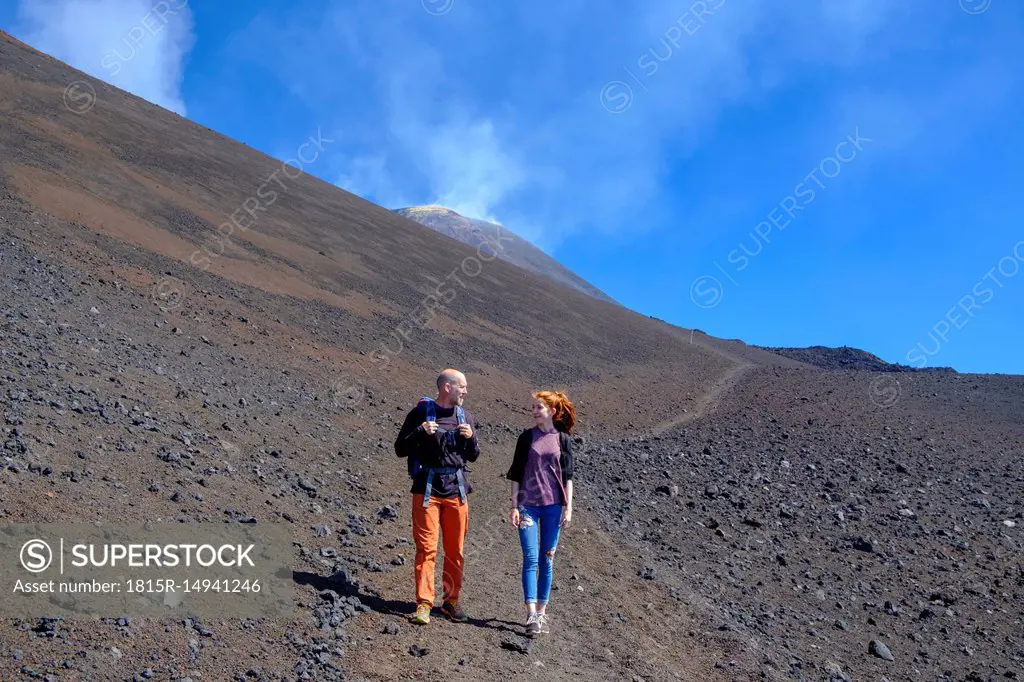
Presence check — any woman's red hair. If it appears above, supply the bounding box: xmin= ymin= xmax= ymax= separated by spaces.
xmin=534 ymin=390 xmax=577 ymax=434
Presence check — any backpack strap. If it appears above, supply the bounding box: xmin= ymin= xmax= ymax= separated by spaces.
xmin=408 ymin=398 xmax=435 ymax=481
xmin=423 ymin=467 xmax=467 ymax=507
xmin=418 ymin=397 xmax=436 ymax=423
xmin=415 ymin=399 xmax=468 ymax=507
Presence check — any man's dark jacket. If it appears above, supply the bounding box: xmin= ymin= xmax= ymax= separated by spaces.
xmin=394 ymin=401 xmax=480 ymax=498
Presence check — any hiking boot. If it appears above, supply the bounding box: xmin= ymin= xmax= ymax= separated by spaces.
xmin=410 ymin=602 xmax=431 ymax=625
xmin=538 ymin=612 xmax=551 ymax=634
xmin=525 ymin=613 xmax=541 ymax=637
xmin=441 ymin=600 xmax=467 ymax=622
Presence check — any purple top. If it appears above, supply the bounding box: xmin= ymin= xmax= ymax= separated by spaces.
xmin=517 ymin=427 xmax=566 ymax=507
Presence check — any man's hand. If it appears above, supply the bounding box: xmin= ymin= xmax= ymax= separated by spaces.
xmin=457 ymin=423 xmax=473 ymax=439
xmin=422 ymin=421 xmax=438 ymax=435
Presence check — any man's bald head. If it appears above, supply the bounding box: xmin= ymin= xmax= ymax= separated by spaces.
xmin=437 ymin=369 xmax=464 ymax=389
xmin=436 ymin=369 xmax=468 ymax=407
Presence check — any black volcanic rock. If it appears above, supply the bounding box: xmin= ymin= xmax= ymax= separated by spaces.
xmin=869 ymin=639 xmax=894 ymax=661
xmin=755 ymin=344 xmax=957 ymax=372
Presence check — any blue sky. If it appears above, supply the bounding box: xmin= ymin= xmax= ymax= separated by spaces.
xmin=3 ymin=0 xmax=1023 ymax=374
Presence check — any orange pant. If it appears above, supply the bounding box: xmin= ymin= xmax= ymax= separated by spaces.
xmin=411 ymin=493 xmax=469 ymax=605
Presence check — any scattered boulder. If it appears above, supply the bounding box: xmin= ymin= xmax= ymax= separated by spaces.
xmin=500 ymin=638 xmax=532 ymax=655
xmin=869 ymin=640 xmax=894 ymax=662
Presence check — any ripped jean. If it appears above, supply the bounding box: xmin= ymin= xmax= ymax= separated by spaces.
xmin=518 ymin=504 xmax=563 ymax=605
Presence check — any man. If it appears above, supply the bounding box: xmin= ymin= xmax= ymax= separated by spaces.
xmin=394 ymin=368 xmax=479 ymax=624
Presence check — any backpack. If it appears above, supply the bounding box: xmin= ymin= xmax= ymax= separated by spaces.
xmin=407 ymin=397 xmax=465 ymax=479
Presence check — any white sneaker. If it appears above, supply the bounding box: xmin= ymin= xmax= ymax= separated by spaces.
xmin=538 ymin=612 xmax=550 ymax=634
xmin=525 ymin=613 xmax=541 ymax=636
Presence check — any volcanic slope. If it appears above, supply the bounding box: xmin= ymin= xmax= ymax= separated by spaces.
xmin=2 ymin=31 xmax=1022 ymax=682
xmin=1 ymin=30 xmax=759 ymax=681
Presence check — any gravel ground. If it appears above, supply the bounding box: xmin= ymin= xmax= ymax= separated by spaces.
xmin=1 ymin=29 xmax=1021 ymax=682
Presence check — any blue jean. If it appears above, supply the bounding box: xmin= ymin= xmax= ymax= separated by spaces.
xmin=518 ymin=504 xmax=563 ymax=605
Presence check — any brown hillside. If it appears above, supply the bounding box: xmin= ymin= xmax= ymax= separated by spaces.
xmin=1 ymin=29 xmax=1021 ymax=682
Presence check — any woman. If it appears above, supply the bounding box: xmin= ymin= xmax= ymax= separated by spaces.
xmin=506 ymin=390 xmax=575 ymax=637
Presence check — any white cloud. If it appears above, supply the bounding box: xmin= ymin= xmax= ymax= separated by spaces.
xmin=234 ymin=2 xmax=530 ymax=225
xmin=336 ymin=153 xmax=413 ymax=208
xmin=13 ymin=0 xmax=195 ymax=115
xmin=423 ymin=119 xmax=524 ymax=224
xmin=222 ymin=1 xmax=980 ymax=250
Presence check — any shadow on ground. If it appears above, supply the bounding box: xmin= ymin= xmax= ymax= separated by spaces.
xmin=292 ymin=570 xmax=520 ymax=634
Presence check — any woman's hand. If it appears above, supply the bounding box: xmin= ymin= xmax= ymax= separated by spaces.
xmin=561 ymin=506 xmax=572 ymax=528
xmin=510 ymin=507 xmax=521 ymax=528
